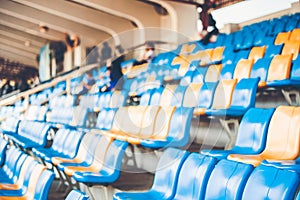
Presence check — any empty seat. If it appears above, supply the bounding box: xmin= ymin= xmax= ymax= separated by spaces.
xmin=248 ymin=46 xmax=266 ymax=62
xmin=250 ymin=57 xmax=272 ymax=87
xmin=274 ymin=31 xmax=291 ymax=45
xmin=113 ymin=148 xmax=189 ymax=200
xmin=266 ymin=54 xmax=293 ymax=87
xmin=233 ymin=59 xmax=254 ymax=81
xmin=0 ymin=138 xmax=8 ymax=166
xmin=205 ymin=78 xmax=260 ymax=117
xmin=205 ymin=159 xmax=254 ymax=200
xmin=242 ymin=165 xmax=300 ymax=200
xmin=173 ymin=153 xmax=217 ymax=200
xmin=204 ymin=64 xmax=222 ymax=82
xmin=281 ymin=40 xmax=300 ymax=60
xmin=265 ymin=44 xmax=283 ymax=58
xmin=228 ymin=106 xmax=300 ymax=166
xmin=290 ymin=28 xmax=300 ymax=41
xmin=201 ymin=108 xmax=275 ymax=159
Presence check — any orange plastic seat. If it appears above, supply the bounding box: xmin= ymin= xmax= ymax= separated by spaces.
xmin=182 ymin=83 xmax=203 ymax=107
xmin=267 ymin=54 xmax=293 ymax=82
xmin=228 ymin=106 xmax=300 ymax=166
xmin=274 ymin=32 xmax=291 ymax=45
xmin=233 ymin=59 xmax=254 ymax=81
xmin=289 ymin=28 xmax=300 ymax=41
xmin=159 ymin=85 xmax=177 ymax=106
xmin=180 ymin=43 xmax=196 ymax=55
xmin=281 ymin=40 xmax=300 ymax=60
xmin=205 ymin=64 xmax=222 ymax=82
xmin=210 ymin=79 xmax=237 ymax=110
xmin=211 ymin=46 xmax=225 ymax=63
xmin=248 ymin=46 xmax=266 ymax=62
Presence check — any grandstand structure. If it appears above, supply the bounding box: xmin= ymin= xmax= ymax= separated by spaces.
xmin=0 ymin=0 xmax=299 ymax=199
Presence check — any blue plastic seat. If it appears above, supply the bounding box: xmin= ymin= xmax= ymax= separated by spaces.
xmin=95 ymin=108 xmax=117 ymax=131
xmin=72 ymin=140 xmax=128 ymax=185
xmin=6 ymin=120 xmax=51 ymax=149
xmin=242 ymin=165 xmax=300 ymax=200
xmin=205 ymin=78 xmax=260 ymax=117
xmin=113 ymin=148 xmax=189 ymax=200
xmin=173 ymin=153 xmax=217 ymax=200
xmin=250 ymin=58 xmax=272 ymax=87
xmin=192 ymin=67 xmax=208 ymax=83
xmin=0 ymin=137 xmax=8 ymax=166
xmin=202 ymin=108 xmax=275 ymax=159
xmin=139 ymin=89 xmax=154 ymax=106
xmin=265 ymin=44 xmax=283 ymax=58
xmin=205 ymin=159 xmax=254 ymax=200
xmin=140 ymin=107 xmax=194 ymax=148
xmin=1 ymin=116 xmax=20 ymax=136
xmin=65 ymin=189 xmax=89 ymax=200
xmin=220 ymin=63 xmax=236 ymax=80
xmin=170 ymin=85 xmax=187 ymax=106
xmin=149 ymin=87 xmax=164 ymax=106
xmin=261 ymin=157 xmax=300 ymax=174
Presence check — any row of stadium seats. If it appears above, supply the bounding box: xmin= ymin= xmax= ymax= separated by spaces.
xmin=113 ymin=147 xmax=299 ymax=200
xmin=0 ymin=144 xmax=54 ymax=200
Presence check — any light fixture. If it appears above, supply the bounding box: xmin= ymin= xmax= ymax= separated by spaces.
xmin=39 ymin=24 xmax=49 ymax=33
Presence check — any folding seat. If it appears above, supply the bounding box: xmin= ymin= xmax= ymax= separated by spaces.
xmin=214 ymin=33 xmax=226 ymax=46
xmin=264 ymin=44 xmax=283 ymax=58
xmin=173 ymin=153 xmax=217 ymax=200
xmin=228 ymin=106 xmax=300 ymax=167
xmin=159 ymin=85 xmax=178 ymax=106
xmin=94 ymin=92 xmax=112 ymax=111
xmin=140 ymin=107 xmax=194 ymax=148
xmin=210 ymin=46 xmax=225 ymax=64
xmin=250 ymin=57 xmax=272 ymax=87
xmin=289 ymin=28 xmax=300 ymax=41
xmin=261 ymin=157 xmax=300 ymax=173
xmin=285 ymin=19 xmax=299 ymax=32
xmin=71 ymin=139 xmax=128 ymax=185
xmin=0 ymin=116 xmax=20 ymax=136
xmin=7 ymin=120 xmax=52 ymax=149
xmin=271 ymin=19 xmax=286 ymax=36
xmin=219 ymin=63 xmax=236 ymax=80
xmin=281 ymin=40 xmax=300 ymax=60
xmin=242 ymin=165 xmax=300 ymax=200
xmin=24 ymin=105 xmax=48 ymax=121
xmin=204 ymin=159 xmax=254 ymax=200
xmin=232 ymin=59 xmax=254 ymax=81
xmin=274 ymin=31 xmax=291 ymax=45
xmin=239 ymin=32 xmax=254 ymax=50
xmin=169 ymin=85 xmax=187 ymax=106
xmin=0 ymin=138 xmax=8 ymax=166
xmin=204 ymin=64 xmax=222 ymax=82
xmin=177 ymin=43 xmax=197 ymax=55
xmin=179 ymin=70 xmax=194 ymax=86
xmin=204 ymin=79 xmax=237 ymax=115
xmin=95 ymin=108 xmax=117 ymax=131
xmin=126 ymin=106 xmax=172 ymax=145
xmin=266 ymin=54 xmax=293 ymax=87
xmin=113 ymin=148 xmax=189 ymax=200
xmin=222 ymin=48 xmax=235 ymax=66
xmin=139 ymin=89 xmax=154 ymax=106
xmin=0 ymin=160 xmax=55 ymax=200
xmin=191 ymin=67 xmax=208 ymax=83
xmin=201 ymin=108 xmax=274 ymax=159
xmin=233 ymin=50 xmax=250 ymax=64
xmin=205 ymin=78 xmax=259 ymax=117
xmin=192 ymin=82 xmax=218 ymax=116
xmin=248 ymin=46 xmax=266 ymax=62
xmin=65 ymin=190 xmax=89 ymax=200
xmin=152 ymin=51 xmax=177 ymax=67
xmin=149 ymin=87 xmax=164 ymax=106
xmin=291 ymin=55 xmax=300 ymax=83
xmin=109 ymin=90 xmax=128 ymax=108
xmin=182 ymin=83 xmax=203 ymax=108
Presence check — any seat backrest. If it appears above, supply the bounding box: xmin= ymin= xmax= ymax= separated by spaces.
xmin=149 ymin=87 xmax=164 ymax=106
xmin=205 ymin=64 xmax=222 ymax=82
xmin=182 ymin=83 xmax=203 ymax=107
xmin=170 ymin=85 xmax=187 ymax=106
xmin=274 ymin=31 xmax=291 ymax=45
xmin=13 ymin=155 xmax=34 ymax=187
xmin=1 ymin=116 xmax=20 ymax=134
xmin=159 ymin=85 xmax=177 ymax=106
xmin=205 ymin=159 xmax=254 ymax=200
xmin=250 ymin=57 xmax=272 ymax=83
xmin=290 ymin=28 xmax=300 ymax=42
xmin=248 ymin=46 xmax=266 ymax=62
xmin=70 ymin=106 xmax=88 ymax=127
xmin=25 ymin=163 xmax=47 ymax=199
xmin=2 ymin=146 xmax=21 ymax=176
xmin=265 ymin=44 xmax=283 ymax=58
xmin=192 ymin=67 xmax=208 ymax=83
xmin=232 ymin=108 xmax=275 ymax=154
xmin=174 ymin=153 xmax=217 ymax=200
xmin=267 ymin=54 xmax=293 ymax=81
xmin=167 ymin=107 xmax=194 ymax=147
xmin=25 ymin=105 xmax=48 ymax=121
xmin=61 ymin=130 xmax=84 ymax=159
xmin=220 ymin=63 xmax=236 ymax=80
xmin=230 ymin=78 xmax=259 ymax=110
xmin=179 ymin=43 xmax=196 ymax=55
xmin=50 ymin=128 xmax=69 ymax=153
xmin=110 ymin=91 xmax=127 ymax=108
xmin=65 ymin=190 xmax=89 ymax=200
xmin=281 ymin=40 xmax=300 ymax=60
xmin=96 ymin=108 xmax=118 ymax=130
xmin=101 ymin=140 xmax=128 ymax=182
xmin=179 ymin=70 xmax=194 ymax=86
xmin=261 ymin=106 xmax=300 ymax=160
xmin=211 ymin=46 xmax=225 ymax=62
xmin=139 ymin=89 xmax=153 ymax=106
xmin=211 ymin=79 xmax=237 ymax=109
xmin=291 ymin=55 xmax=300 ymax=81
xmin=33 ymin=169 xmax=55 ymax=200
xmin=139 ymin=106 xmax=160 ymax=138
xmin=151 ymin=148 xmax=189 ymax=199
xmin=242 ymin=165 xmax=300 ymax=200
xmin=233 ymin=59 xmax=254 ymax=81
xmin=197 ymin=82 xmax=218 ymax=109
xmin=151 ymin=106 xmax=176 ymax=140
xmin=0 ymin=137 xmax=8 ymax=166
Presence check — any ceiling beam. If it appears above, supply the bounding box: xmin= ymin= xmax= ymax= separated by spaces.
xmin=0 ymin=35 xmax=40 ymax=55
xmin=0 ymin=0 xmax=110 ymax=46
xmin=0 ymin=43 xmax=37 ymax=60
